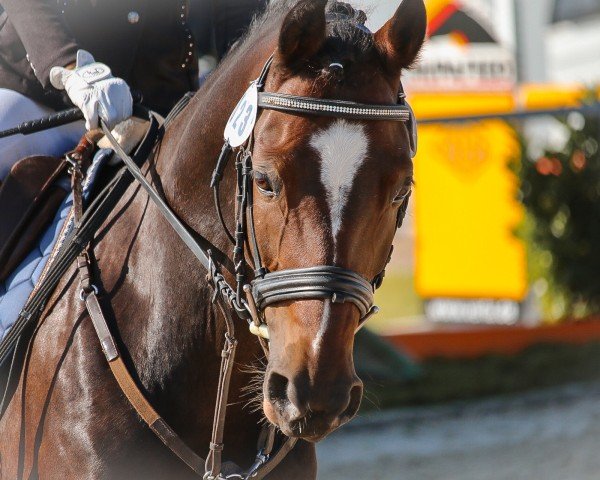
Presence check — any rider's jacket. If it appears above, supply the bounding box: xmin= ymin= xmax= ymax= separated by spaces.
xmin=0 ymin=0 xmax=265 ymax=116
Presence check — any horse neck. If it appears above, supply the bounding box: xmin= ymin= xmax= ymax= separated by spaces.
xmin=95 ymin=27 xmax=281 ymax=431
xmin=156 ymin=29 xmax=279 ymax=215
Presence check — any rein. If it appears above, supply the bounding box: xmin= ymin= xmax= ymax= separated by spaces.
xmin=0 ymin=52 xmax=418 ymax=479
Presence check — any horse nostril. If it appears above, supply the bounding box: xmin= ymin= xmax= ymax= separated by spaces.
xmin=267 ymin=372 xmax=289 ymax=405
xmin=267 ymin=372 xmax=307 ymax=422
xmin=304 ymin=380 xmax=362 ymax=420
xmin=341 ymin=384 xmax=363 ymax=420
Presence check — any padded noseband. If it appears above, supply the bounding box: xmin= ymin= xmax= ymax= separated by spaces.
xmin=251 ymin=266 xmax=375 ymax=319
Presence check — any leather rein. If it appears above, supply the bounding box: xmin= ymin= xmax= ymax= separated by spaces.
xmin=1 ymin=53 xmax=417 ymax=479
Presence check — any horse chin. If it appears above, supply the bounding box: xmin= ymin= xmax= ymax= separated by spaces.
xmin=262 ymin=399 xmax=352 ymax=443
xmin=276 ymin=418 xmax=346 ymax=444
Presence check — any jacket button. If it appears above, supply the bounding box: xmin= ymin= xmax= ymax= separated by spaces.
xmin=127 ymin=11 xmax=140 ymax=24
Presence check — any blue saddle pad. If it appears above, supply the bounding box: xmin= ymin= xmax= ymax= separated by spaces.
xmin=0 ymin=149 xmax=113 ymax=341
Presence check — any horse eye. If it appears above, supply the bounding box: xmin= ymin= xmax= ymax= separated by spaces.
xmin=393 ymin=184 xmax=411 ymax=205
xmin=253 ymin=171 xmax=276 ymax=197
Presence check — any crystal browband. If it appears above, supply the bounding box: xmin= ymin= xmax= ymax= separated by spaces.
xmin=258 ymin=92 xmax=411 ymax=122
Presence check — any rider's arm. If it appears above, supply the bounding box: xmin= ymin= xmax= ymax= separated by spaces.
xmin=1 ymin=1 xmax=131 ymax=129
xmin=0 ymin=0 xmax=78 ymax=88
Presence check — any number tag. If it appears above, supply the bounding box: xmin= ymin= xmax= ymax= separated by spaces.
xmin=224 ymin=82 xmax=259 ymax=147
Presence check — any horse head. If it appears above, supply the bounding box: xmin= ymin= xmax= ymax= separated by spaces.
xmin=246 ymin=0 xmax=426 ymax=441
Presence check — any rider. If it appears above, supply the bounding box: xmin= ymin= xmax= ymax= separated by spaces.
xmin=0 ymin=0 xmax=266 ymax=180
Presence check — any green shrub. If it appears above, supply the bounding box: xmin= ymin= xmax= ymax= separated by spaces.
xmin=519 ymin=109 xmax=600 ymax=318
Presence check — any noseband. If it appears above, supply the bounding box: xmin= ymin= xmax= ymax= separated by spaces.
xmin=251 ymin=266 xmax=375 ymax=317
xmin=211 ymin=55 xmax=417 ymax=340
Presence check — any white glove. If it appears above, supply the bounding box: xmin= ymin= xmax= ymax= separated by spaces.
xmin=49 ymin=50 xmax=133 ymax=130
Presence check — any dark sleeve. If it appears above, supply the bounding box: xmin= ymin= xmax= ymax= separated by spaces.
xmin=212 ymin=0 xmax=267 ymax=59
xmin=0 ymin=0 xmax=78 ymax=88
xmin=188 ymin=0 xmax=212 ymax=56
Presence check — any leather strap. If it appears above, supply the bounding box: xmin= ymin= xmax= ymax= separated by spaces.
xmin=0 ymin=109 xmax=161 ymax=365
xmin=251 ymin=266 xmax=374 ymax=318
xmin=84 ymin=291 xmax=205 ymax=475
xmin=250 ymin=436 xmax=298 ymax=480
xmin=81 ymin=237 xmax=290 ymax=480
xmin=258 ymin=92 xmax=411 ymax=122
xmin=62 ymin=122 xmax=207 ymax=476
xmin=64 ymin=131 xmax=206 ymax=475
xmin=205 ymin=300 xmax=238 ymax=479
xmin=101 ymin=125 xmax=210 ymax=275
xmin=100 ymin=122 xmax=246 ymax=320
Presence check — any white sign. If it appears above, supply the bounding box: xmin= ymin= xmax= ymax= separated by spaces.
xmin=406 ymin=41 xmax=516 ymax=92
xmin=402 ymin=0 xmax=517 ymax=93
xmin=425 ymin=299 xmax=521 ymax=325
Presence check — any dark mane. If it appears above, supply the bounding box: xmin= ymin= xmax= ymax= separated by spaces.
xmin=325 ymin=1 xmax=373 ymax=52
xmin=232 ymin=0 xmax=373 ymax=58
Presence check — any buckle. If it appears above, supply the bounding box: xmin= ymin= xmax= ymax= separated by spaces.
xmin=79 ymin=284 xmax=99 ymax=301
xmin=244 ymin=449 xmax=269 ymax=479
xmin=65 ymin=152 xmax=82 ymax=175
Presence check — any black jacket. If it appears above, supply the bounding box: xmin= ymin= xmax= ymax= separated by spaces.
xmin=0 ymin=0 xmax=265 ymax=115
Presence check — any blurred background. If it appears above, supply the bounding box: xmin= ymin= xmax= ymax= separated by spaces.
xmin=197 ymin=0 xmax=600 ymax=478
xmin=320 ymin=1 xmax=600 ymax=478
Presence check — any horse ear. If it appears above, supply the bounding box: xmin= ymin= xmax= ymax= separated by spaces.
xmin=277 ymin=0 xmax=327 ymax=65
xmin=374 ymin=0 xmax=427 ymax=74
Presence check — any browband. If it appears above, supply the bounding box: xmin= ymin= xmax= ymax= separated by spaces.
xmin=258 ymin=92 xmax=412 ymax=122
xmin=254 ymin=55 xmax=417 ymax=156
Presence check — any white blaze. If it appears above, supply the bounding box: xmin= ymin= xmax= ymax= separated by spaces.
xmin=310 ymin=120 xmax=369 ymax=251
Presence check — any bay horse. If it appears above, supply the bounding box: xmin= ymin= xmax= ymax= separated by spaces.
xmin=0 ymin=0 xmax=426 ymax=478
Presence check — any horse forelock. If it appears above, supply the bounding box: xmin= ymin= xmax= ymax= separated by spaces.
xmin=224 ymin=1 xmax=375 ymax=72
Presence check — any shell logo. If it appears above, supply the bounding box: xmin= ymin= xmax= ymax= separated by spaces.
xmin=406 ymin=0 xmax=516 ymax=92
xmin=426 ymin=0 xmax=496 ymax=44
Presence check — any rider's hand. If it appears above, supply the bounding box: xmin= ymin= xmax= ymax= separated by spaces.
xmin=49 ymin=50 xmax=133 ymax=131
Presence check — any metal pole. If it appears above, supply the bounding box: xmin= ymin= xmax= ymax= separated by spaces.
xmin=514 ymin=0 xmax=553 ymax=83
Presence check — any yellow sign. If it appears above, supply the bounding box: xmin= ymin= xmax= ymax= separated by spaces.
xmin=414 ymin=120 xmax=527 ymax=300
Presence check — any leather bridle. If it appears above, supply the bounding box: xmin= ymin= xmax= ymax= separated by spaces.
xmin=211 ymin=55 xmax=417 ymax=341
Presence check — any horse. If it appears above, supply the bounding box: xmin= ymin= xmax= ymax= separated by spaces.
xmin=0 ymin=0 xmax=426 ymax=478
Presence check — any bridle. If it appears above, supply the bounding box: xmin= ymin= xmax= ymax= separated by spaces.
xmin=0 ymin=47 xmax=418 ymax=480
xmin=211 ymin=55 xmax=418 ymax=341
xmin=96 ymin=52 xmax=418 ymax=478
xmin=103 ymin=52 xmax=416 ymax=478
